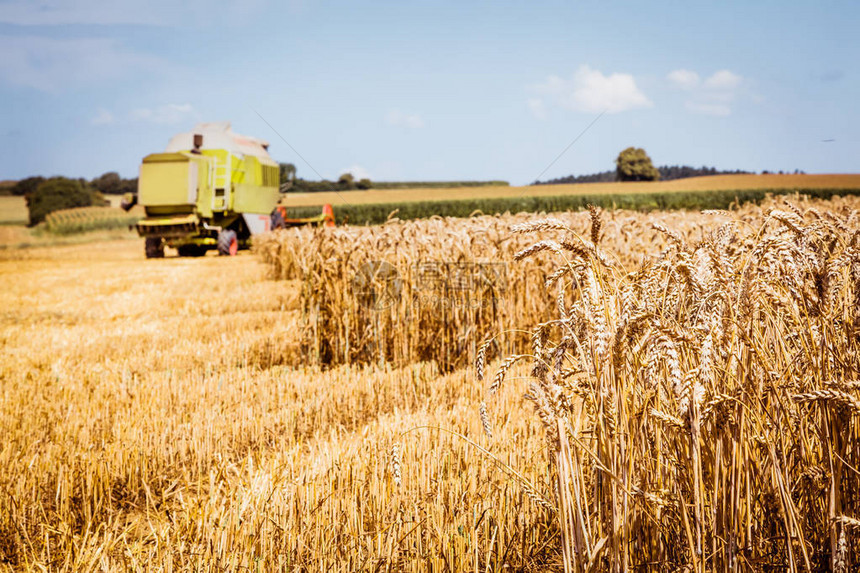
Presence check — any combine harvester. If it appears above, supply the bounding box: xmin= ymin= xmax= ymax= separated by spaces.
xmin=125 ymin=122 xmax=333 ymax=258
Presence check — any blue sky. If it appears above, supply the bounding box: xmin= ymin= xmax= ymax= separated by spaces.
xmin=0 ymin=0 xmax=857 ymax=184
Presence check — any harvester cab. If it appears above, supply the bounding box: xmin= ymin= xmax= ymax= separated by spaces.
xmin=129 ymin=122 xmax=333 ymax=258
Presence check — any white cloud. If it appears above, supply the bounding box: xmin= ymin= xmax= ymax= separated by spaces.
xmin=685 ymin=102 xmax=732 ymax=117
xmin=385 ymin=109 xmax=424 ymax=129
xmin=669 ymin=68 xmax=744 ymax=116
xmin=531 ymin=65 xmax=652 ymax=115
xmin=341 ymin=165 xmax=371 ymax=181
xmin=130 ymin=103 xmax=195 ymax=125
xmin=527 ymin=98 xmax=547 ymax=120
xmin=0 ymin=35 xmax=167 ymax=92
xmin=91 ymin=109 xmax=115 ymax=125
xmin=667 ymin=69 xmax=700 ymax=90
xmin=704 ymin=69 xmax=742 ymax=90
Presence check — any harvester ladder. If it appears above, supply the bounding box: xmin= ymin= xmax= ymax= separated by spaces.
xmin=212 ymin=152 xmax=231 ymax=212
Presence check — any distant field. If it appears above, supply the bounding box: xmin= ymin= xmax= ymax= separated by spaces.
xmin=370 ymin=180 xmax=509 ymax=189
xmin=0 ymin=195 xmax=27 ymax=225
xmin=281 ymin=173 xmax=860 ymax=225
xmin=0 ymin=195 xmax=144 ymax=248
xmin=282 ymin=173 xmax=860 ymax=208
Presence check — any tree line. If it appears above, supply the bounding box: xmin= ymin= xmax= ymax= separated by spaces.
xmin=3 ymin=172 xmax=138 ymax=227
xmin=533 ymin=147 xmax=806 ymax=185
xmin=278 ymin=163 xmax=509 ymax=193
xmin=533 ymin=166 xmax=754 ymax=185
xmin=279 ymin=163 xmax=372 ymax=193
xmin=6 ymin=172 xmax=137 ymax=197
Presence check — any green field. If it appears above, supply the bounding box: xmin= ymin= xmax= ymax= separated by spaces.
xmin=283 ymin=173 xmax=860 ymax=208
xmin=281 ymin=173 xmax=860 ymax=225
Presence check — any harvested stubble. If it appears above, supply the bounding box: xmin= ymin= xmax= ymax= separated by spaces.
xmin=0 ymin=240 xmax=557 ymax=571
xmin=483 ymin=195 xmax=860 ymax=571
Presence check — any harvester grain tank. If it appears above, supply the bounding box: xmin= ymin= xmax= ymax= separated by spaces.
xmin=128 ymin=122 xmax=333 ymax=258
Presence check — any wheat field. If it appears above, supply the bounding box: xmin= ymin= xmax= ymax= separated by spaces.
xmin=2 ymin=194 xmax=860 ymax=571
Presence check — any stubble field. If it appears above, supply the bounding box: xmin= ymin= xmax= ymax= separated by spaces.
xmin=0 ymin=240 xmax=553 ymax=571
xmin=2 ymin=193 xmax=860 ymax=571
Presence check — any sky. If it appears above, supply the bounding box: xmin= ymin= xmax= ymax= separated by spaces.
xmin=0 ymin=0 xmax=857 ymax=185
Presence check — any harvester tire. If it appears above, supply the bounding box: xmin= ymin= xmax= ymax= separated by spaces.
xmin=217 ymin=230 xmax=238 ymax=256
xmin=177 ymin=244 xmax=206 ymax=257
xmin=145 ymin=237 xmax=164 ymax=259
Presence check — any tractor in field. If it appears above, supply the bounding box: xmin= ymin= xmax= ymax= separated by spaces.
xmin=125 ymin=122 xmax=333 ymax=258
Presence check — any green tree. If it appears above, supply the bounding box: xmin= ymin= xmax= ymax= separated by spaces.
xmin=91 ymin=171 xmax=123 ymax=195
xmin=356 ymin=178 xmax=372 ymax=190
xmin=338 ymin=172 xmax=355 ymax=190
xmin=279 ymin=163 xmax=297 ymax=187
xmin=11 ymin=176 xmax=45 ymax=197
xmin=119 ymin=177 xmax=138 ymax=195
xmin=615 ymin=147 xmax=660 ymax=182
xmin=26 ymin=177 xmax=99 ymax=226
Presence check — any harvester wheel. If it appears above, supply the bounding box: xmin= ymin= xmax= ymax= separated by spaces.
xmin=145 ymin=237 xmax=164 ymax=259
xmin=217 ymin=230 xmax=238 ymax=256
xmin=177 ymin=244 xmax=206 ymax=257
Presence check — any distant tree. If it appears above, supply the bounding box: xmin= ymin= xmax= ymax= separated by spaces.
xmin=279 ymin=163 xmax=297 ymax=187
xmin=291 ymin=178 xmax=336 ymax=193
xmin=26 ymin=177 xmax=101 ymax=226
xmin=119 ymin=177 xmax=138 ymax=195
xmin=12 ymin=176 xmax=45 ymax=197
xmin=91 ymin=171 xmax=123 ymax=195
xmin=356 ymin=178 xmax=372 ymax=190
xmin=338 ymin=172 xmax=355 ymax=190
xmin=615 ymin=147 xmax=660 ymax=182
